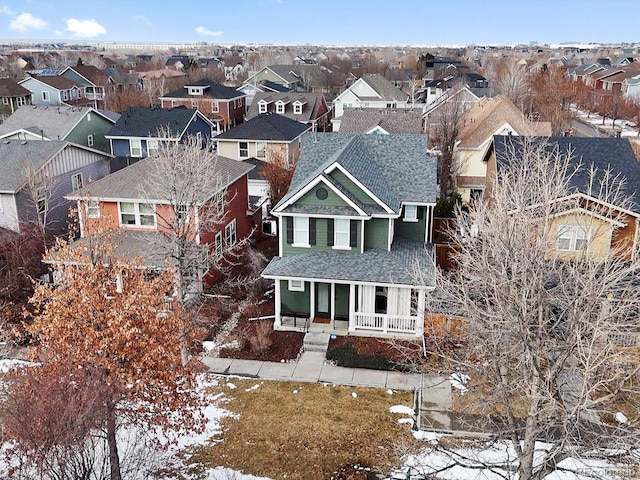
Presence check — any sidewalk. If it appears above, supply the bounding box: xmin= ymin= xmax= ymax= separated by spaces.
xmin=201 ymin=351 xmax=426 ymax=390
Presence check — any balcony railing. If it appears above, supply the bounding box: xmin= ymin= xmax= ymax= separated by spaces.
xmin=353 ymin=312 xmax=419 ymax=334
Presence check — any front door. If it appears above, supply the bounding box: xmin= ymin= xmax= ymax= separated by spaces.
xmin=316 ymin=283 xmax=330 ymax=318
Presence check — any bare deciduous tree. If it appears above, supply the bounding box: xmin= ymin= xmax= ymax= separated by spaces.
xmin=418 ymin=137 xmax=640 ymax=479
xmin=490 ymin=58 xmax=530 ymax=111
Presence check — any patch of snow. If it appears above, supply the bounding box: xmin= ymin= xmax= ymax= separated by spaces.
xmin=449 ymin=372 xmax=469 ymax=395
xmin=389 ymin=405 xmax=414 ymax=416
xmin=0 ymin=359 xmax=35 ymax=373
xmin=397 ymin=418 xmax=414 ymax=426
xmin=245 ymin=382 xmax=262 ymax=392
xmin=351 ymin=392 xmax=358 ymax=398
xmin=203 ymin=466 xmax=272 ymax=479
xmin=616 ymin=412 xmax=628 ymax=424
xmin=387 ymin=389 xmax=394 ymax=395
xmin=202 ymin=341 xmax=217 ymax=352
xmin=412 ymin=430 xmax=442 ymax=442
xmin=226 ymin=382 xmax=237 ymax=390
xmin=293 ymin=389 xmax=298 ymax=394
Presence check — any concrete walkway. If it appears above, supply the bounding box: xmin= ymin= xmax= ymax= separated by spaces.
xmin=202 ymin=351 xmax=428 ymax=390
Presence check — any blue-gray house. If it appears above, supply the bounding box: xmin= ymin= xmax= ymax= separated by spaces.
xmin=105 ymin=106 xmax=216 ymax=171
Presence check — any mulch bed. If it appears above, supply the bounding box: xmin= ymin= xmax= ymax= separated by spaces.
xmin=326 ymin=335 xmax=424 ymax=372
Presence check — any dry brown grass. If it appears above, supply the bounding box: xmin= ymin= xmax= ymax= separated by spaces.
xmin=186 ymin=378 xmax=418 ymax=480
xmin=451 ymin=377 xmax=529 ymax=418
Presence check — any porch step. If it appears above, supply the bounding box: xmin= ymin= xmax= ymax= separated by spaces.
xmin=303 ymin=332 xmax=331 ymax=353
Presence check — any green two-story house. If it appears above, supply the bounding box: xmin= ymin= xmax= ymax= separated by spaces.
xmin=262 ymin=133 xmax=438 ymax=338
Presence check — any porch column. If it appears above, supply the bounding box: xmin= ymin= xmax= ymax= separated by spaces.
xmin=348 ymin=283 xmax=356 ymax=332
xmin=310 ymin=281 xmax=315 ymax=321
xmin=330 ymin=282 xmax=335 ymax=320
xmin=274 ymin=280 xmax=282 ymax=329
xmin=416 ymin=289 xmax=426 ymax=336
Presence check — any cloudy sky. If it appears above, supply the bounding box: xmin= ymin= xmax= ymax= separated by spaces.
xmin=0 ymin=0 xmax=638 ymax=45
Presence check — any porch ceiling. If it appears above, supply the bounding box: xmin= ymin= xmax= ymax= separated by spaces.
xmin=262 ymin=237 xmax=435 ymax=287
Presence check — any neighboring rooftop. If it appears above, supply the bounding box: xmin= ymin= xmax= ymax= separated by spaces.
xmin=247 ymin=92 xmax=327 ymax=123
xmin=339 ymin=109 xmax=423 ymax=134
xmin=0 ymin=140 xmax=67 ymax=192
xmin=0 ymin=78 xmax=31 ymax=97
xmin=68 ymin=153 xmax=253 ymax=202
xmin=359 ymin=73 xmax=409 ymax=102
xmin=493 ymin=135 xmax=640 ymax=213
xmin=161 ymin=79 xmax=244 ymax=100
xmin=215 ymin=113 xmax=310 ymax=142
xmin=106 ymin=106 xmax=203 ymax=138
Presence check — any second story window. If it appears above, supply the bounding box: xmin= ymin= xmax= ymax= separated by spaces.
xmin=293 ymin=103 xmax=303 ymax=114
xmin=334 ymin=218 xmax=350 ymax=248
xmin=258 ymin=101 xmax=267 ymax=114
xmin=177 ymin=204 xmax=189 ymax=222
xmin=239 ymin=142 xmax=248 ymax=158
xmin=403 ymin=205 xmax=418 ymax=222
xmin=42 ymin=91 xmax=50 ymax=102
xmin=71 ymin=173 xmax=83 ymax=191
xmin=212 ymin=100 xmax=219 ymax=113
xmin=130 ymin=139 xmax=142 ymax=157
xmin=293 ymin=216 xmax=309 ymax=246
xmin=119 ymin=202 xmax=156 ymax=227
xmin=256 ymin=142 xmax=266 ymax=158
xmin=276 ymin=102 xmax=285 ymax=114
xmin=147 ymin=139 xmax=159 ymax=156
xmin=87 ymin=134 xmax=94 ymax=147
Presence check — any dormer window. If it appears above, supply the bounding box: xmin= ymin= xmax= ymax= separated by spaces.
xmin=403 ymin=204 xmax=418 ymax=222
xmin=187 ymin=86 xmax=206 ymax=96
xmin=258 ymin=101 xmax=268 ymax=114
xmin=276 ymin=101 xmax=285 ymax=114
xmin=293 ymin=103 xmax=303 ymax=114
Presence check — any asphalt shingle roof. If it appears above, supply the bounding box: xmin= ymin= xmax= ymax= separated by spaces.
xmin=0 ymin=78 xmax=31 ymax=97
xmin=279 ymin=133 xmax=438 ymax=214
xmin=262 ymin=237 xmax=435 ymax=286
xmin=247 ymin=92 xmax=326 ymax=124
xmin=69 ymin=153 xmax=253 ymax=202
xmin=215 ymin=113 xmax=310 ymax=142
xmin=339 ymin=109 xmax=423 ymax=134
xmin=0 ymin=140 xmax=66 ymax=192
xmin=493 ymin=135 xmax=640 ymax=213
xmin=162 ymin=79 xmax=244 ymax=100
xmin=360 ymin=73 xmax=409 ymax=102
xmin=0 ymin=106 xmax=116 ymax=140
xmin=106 ymin=107 xmax=199 ymax=138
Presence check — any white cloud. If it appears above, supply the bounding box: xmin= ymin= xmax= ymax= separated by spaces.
xmin=0 ymin=4 xmax=15 ymax=15
xmin=65 ymin=18 xmax=106 ymax=38
xmin=134 ymin=15 xmax=152 ymax=27
xmin=10 ymin=12 xmax=47 ymax=32
xmin=195 ymin=26 xmax=222 ymax=36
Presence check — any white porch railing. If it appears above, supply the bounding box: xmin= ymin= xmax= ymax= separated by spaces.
xmin=353 ymin=312 xmax=419 ymax=334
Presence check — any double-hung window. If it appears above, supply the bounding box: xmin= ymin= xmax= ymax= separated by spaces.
xmin=276 ymin=102 xmax=285 ymax=114
xmin=293 ymin=103 xmax=303 ymax=114
xmin=86 ymin=200 xmax=100 ymax=218
xmin=215 ymin=232 xmax=223 ymax=258
xmin=293 ymin=216 xmax=309 ymax=246
xmin=334 ymin=218 xmax=350 ymax=248
xmin=258 ymin=102 xmax=268 ymax=114
xmin=119 ymin=202 xmax=156 ymax=227
xmin=225 ymin=219 xmax=237 ymax=247
xmin=87 ymin=134 xmax=94 ymax=147
xmin=147 ymin=139 xmax=159 ymax=156
xmin=256 ymin=142 xmax=267 ymax=158
xmin=71 ymin=172 xmax=83 ymax=191
xmin=130 ymin=138 xmax=142 ymax=157
xmin=557 ymin=224 xmax=590 ymax=252
xmin=239 ymin=142 xmax=248 ymax=158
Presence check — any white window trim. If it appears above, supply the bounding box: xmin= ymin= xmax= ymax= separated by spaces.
xmin=71 ymin=172 xmax=83 ymax=191
xmin=86 ymin=200 xmax=100 ymax=218
xmin=557 ymin=224 xmax=591 ymax=252
xmin=292 ymin=216 xmax=310 ymax=247
xmin=258 ymin=102 xmax=268 ymax=114
xmin=42 ymin=91 xmax=50 ymax=102
xmin=225 ymin=219 xmax=237 ymax=247
xmin=293 ymin=103 xmax=303 ymax=114
xmin=238 ymin=141 xmax=249 ymax=158
xmin=288 ymin=279 xmax=304 ymax=291
xmin=147 ymin=138 xmax=159 ymax=156
xmin=256 ymin=141 xmax=267 ymax=159
xmin=215 ymin=231 xmax=223 ymax=258
xmin=276 ymin=102 xmax=285 ymax=114
xmin=212 ymin=100 xmax=219 ymax=113
xmin=130 ymin=138 xmax=143 ymax=157
xmin=333 ymin=218 xmax=351 ymax=250
xmin=403 ymin=204 xmax=418 ymax=222
xmin=118 ymin=202 xmax=157 ymax=228
xmin=87 ymin=134 xmax=94 ymax=147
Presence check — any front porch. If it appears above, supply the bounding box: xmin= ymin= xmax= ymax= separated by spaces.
xmin=274 ymin=279 xmax=426 ymax=338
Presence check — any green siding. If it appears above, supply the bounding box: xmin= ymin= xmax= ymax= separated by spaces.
xmin=328 ymin=170 xmax=378 ymax=206
xmin=280 ymin=280 xmax=310 ymax=314
xmin=296 ymin=185 xmax=349 ymax=207
xmin=394 ymin=207 xmax=427 ymax=242
xmin=66 ymin=114 xmax=114 ymax=153
xmin=282 ymin=217 xmax=361 ymax=256
xmin=334 ymin=284 xmax=350 ymax=317
xmin=365 ymin=218 xmax=389 ymax=250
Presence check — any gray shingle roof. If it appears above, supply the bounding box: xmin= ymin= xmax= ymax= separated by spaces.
xmin=278 ymin=133 xmax=438 ymax=214
xmin=106 ymin=107 xmax=200 ymax=138
xmin=247 ymin=92 xmax=326 ymax=124
xmin=493 ymin=136 xmax=640 ymax=213
xmin=262 ymin=237 xmax=435 ymax=286
xmin=0 ymin=140 xmax=66 ymax=192
xmin=0 ymin=106 xmax=116 ymax=140
xmin=215 ymin=113 xmax=310 ymax=142
xmin=69 ymin=154 xmax=253 ymax=202
xmin=339 ymin=109 xmax=423 ymax=134
xmin=360 ymin=74 xmax=409 ymax=102
xmin=162 ymin=79 xmax=244 ymax=100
